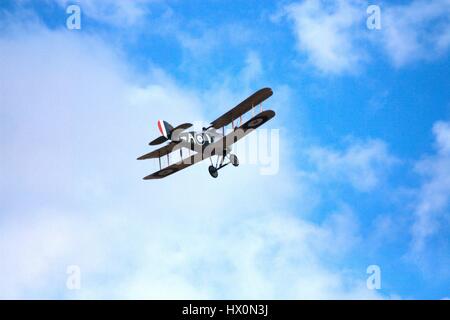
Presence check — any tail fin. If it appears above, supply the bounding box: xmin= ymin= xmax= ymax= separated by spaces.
xmin=157 ymin=120 xmax=174 ymax=139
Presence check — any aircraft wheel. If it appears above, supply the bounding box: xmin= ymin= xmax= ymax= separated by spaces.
xmin=208 ymin=165 xmax=218 ymax=178
xmin=230 ymin=154 xmax=239 ymax=167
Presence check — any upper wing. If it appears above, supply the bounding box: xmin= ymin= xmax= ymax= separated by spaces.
xmin=210 ymin=87 xmax=273 ymax=129
xmin=143 ymin=154 xmax=204 ymax=179
xmin=137 ymin=141 xmax=182 ymax=160
xmin=206 ymin=110 xmax=276 ymax=152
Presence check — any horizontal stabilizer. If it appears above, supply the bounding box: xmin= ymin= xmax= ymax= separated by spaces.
xmin=173 ymin=123 xmax=193 ymax=131
xmin=149 ymin=135 xmax=168 ymax=146
xmin=137 ymin=141 xmax=182 ymax=160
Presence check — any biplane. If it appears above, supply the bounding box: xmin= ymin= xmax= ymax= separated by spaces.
xmin=137 ymin=87 xmax=275 ymax=179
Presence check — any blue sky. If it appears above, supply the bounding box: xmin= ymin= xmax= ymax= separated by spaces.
xmin=0 ymin=0 xmax=449 ymax=299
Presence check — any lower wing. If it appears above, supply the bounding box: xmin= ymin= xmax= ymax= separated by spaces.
xmin=143 ymin=154 xmax=202 ymax=179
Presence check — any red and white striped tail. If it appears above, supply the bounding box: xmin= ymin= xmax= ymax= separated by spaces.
xmin=157 ymin=120 xmax=173 ymax=138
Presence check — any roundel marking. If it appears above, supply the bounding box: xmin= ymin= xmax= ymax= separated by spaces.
xmin=196 ymin=133 xmax=205 ymax=145
xmin=247 ymin=117 xmax=264 ymax=128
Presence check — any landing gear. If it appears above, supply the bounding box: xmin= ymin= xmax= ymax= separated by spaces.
xmin=208 ymin=165 xmax=218 ymax=178
xmin=208 ymin=151 xmax=239 ymax=178
xmin=229 ymin=154 xmax=239 ymax=167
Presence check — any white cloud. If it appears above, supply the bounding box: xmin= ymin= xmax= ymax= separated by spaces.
xmin=0 ymin=19 xmax=382 ymax=299
xmin=176 ymin=23 xmax=255 ymax=58
xmin=241 ymin=51 xmax=263 ymax=86
xmin=382 ymin=0 xmax=450 ymax=66
xmin=280 ymin=0 xmax=450 ymax=73
xmin=173 ymin=22 xmax=259 ymax=78
xmin=412 ymin=121 xmax=450 ymax=253
xmin=281 ymin=0 xmax=365 ymax=74
xmin=305 ymin=139 xmax=397 ymax=192
xmin=433 ymin=121 xmax=450 ymax=154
